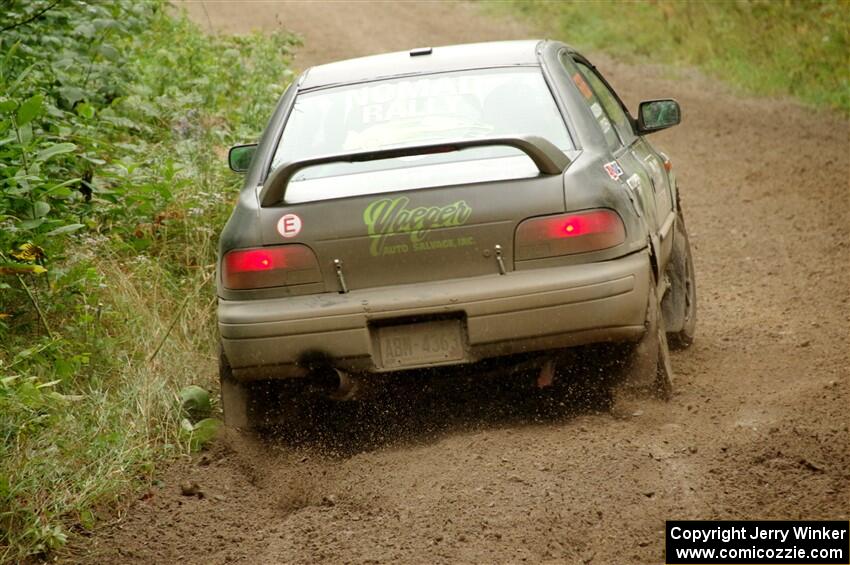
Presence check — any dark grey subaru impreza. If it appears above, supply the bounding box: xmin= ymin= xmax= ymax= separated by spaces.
xmin=217 ymin=40 xmax=696 ymax=430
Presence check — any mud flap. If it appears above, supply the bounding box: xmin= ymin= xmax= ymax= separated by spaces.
xmin=219 ymin=348 xmax=257 ymax=430
xmin=220 ymin=370 xmax=252 ymax=430
xmin=219 ymin=348 xmax=300 ymax=432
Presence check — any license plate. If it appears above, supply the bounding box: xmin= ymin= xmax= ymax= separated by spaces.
xmin=378 ymin=320 xmax=464 ymax=368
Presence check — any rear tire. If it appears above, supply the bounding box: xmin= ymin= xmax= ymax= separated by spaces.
xmin=613 ymin=274 xmax=674 ymax=400
xmin=663 ymin=212 xmax=697 ymax=350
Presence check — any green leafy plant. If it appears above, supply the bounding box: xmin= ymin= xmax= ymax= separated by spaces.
xmin=179 ymin=417 xmax=222 ymax=452
xmin=179 ymin=385 xmax=212 ymax=420
xmin=0 ymin=1 xmax=297 ymax=561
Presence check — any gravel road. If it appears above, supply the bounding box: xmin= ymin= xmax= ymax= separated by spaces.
xmin=72 ymin=2 xmax=849 ymax=563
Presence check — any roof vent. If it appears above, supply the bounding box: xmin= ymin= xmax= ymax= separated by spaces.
xmin=409 ymin=47 xmax=433 ymax=57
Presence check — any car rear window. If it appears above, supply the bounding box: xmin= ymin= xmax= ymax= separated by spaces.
xmin=270 ymin=68 xmax=572 ymax=202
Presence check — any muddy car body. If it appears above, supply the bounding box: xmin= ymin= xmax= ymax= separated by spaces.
xmin=217 ymin=40 xmax=696 ymax=428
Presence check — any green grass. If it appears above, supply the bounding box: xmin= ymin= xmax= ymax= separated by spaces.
xmin=492 ymin=0 xmax=850 ymax=114
xmin=0 ymin=2 xmax=296 ymax=561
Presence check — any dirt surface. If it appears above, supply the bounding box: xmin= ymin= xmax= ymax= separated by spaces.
xmin=70 ymin=2 xmax=849 ymax=563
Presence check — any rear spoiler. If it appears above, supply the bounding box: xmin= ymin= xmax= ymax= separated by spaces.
xmin=259 ymin=135 xmax=570 ymax=206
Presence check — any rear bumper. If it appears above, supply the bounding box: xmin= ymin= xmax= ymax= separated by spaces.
xmin=219 ymin=250 xmax=651 ymax=379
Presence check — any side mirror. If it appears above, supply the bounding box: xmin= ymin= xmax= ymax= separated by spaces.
xmin=637 ymin=99 xmax=681 ymax=134
xmin=228 ymin=144 xmax=257 ymax=173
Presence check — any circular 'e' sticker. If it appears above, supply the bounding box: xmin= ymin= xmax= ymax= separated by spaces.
xmin=277 ymin=213 xmax=302 ymax=238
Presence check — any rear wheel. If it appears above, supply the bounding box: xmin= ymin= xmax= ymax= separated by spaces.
xmin=663 ymin=212 xmax=697 ymax=350
xmin=613 ymin=274 xmax=674 ymax=400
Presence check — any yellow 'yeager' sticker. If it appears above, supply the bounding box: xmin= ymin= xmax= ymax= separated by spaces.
xmin=363 ymin=196 xmax=472 ymax=256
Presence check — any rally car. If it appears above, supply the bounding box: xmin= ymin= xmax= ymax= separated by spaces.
xmin=217 ymin=40 xmax=696 ymax=430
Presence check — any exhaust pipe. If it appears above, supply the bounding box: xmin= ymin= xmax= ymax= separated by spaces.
xmin=298 ymin=351 xmax=360 ymax=400
xmin=305 ymin=366 xmax=360 ymax=401
xmin=328 ymin=368 xmax=359 ymax=401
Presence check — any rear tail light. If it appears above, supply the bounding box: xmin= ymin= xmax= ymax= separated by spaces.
xmin=222 ymin=244 xmax=320 ymax=289
xmin=515 ymin=209 xmax=625 ymax=261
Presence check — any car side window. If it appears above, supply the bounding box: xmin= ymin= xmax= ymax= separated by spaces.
xmin=558 ymin=52 xmax=620 ymax=150
xmin=574 ymin=61 xmax=635 ymax=147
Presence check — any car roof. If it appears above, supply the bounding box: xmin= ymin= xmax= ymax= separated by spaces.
xmin=299 ymin=40 xmax=544 ymax=90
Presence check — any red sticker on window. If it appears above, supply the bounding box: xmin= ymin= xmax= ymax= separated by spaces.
xmin=277 ymin=213 xmax=302 ymax=238
xmin=572 ymin=73 xmax=594 ymax=99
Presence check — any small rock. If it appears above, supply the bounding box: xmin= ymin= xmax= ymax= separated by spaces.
xmin=798 ymin=340 xmax=811 ymax=348
xmin=688 ymin=446 xmax=698 ymax=454
xmin=179 ymin=481 xmax=203 ymax=498
xmin=213 ymin=494 xmax=227 ymax=502
xmin=643 ymin=491 xmax=655 ymax=498
xmin=321 ymin=494 xmax=337 ymax=507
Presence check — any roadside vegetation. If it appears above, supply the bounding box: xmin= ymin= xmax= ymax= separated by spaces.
xmin=0 ymin=1 xmax=296 ymax=560
xmin=496 ymin=0 xmax=850 ymax=114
